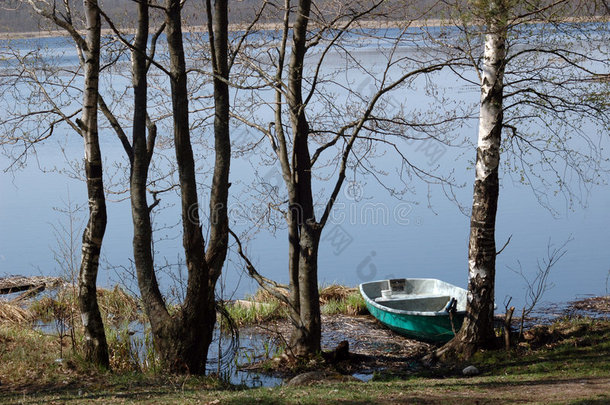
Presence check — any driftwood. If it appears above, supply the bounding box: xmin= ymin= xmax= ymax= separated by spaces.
xmin=230 ymin=299 xmax=274 ymax=311
xmin=0 ymin=276 xmax=62 ymax=295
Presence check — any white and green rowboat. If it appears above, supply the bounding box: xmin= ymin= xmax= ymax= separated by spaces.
xmin=359 ymin=278 xmax=467 ymax=343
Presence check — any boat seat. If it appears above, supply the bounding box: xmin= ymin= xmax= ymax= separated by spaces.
xmin=374 ymin=293 xmax=451 ymax=303
xmin=375 ymin=294 xmax=453 ymax=312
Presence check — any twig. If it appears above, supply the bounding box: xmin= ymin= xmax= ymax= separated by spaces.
xmin=253 ymin=322 xmax=295 ymax=359
xmin=228 ymin=228 xmax=291 ymax=304
xmin=496 ymin=234 xmax=512 ymax=256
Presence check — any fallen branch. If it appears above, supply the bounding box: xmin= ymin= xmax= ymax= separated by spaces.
xmin=0 ymin=276 xmax=62 ymax=295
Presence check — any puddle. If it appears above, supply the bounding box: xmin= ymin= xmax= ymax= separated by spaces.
xmin=209 ymin=328 xmax=286 ymax=387
xmin=351 ymin=372 xmax=374 ymax=382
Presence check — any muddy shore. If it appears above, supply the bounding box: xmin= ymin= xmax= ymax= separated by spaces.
xmin=243 ymin=296 xmax=610 ymax=377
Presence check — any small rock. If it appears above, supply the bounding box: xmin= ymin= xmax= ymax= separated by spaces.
xmin=462 ymin=365 xmax=480 ymax=376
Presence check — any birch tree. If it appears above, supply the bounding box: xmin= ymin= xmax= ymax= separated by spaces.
xmin=2 ymin=0 xmax=111 ymax=367
xmin=77 ymin=0 xmax=109 ymax=369
xmin=448 ymin=0 xmax=508 ymax=355
xmin=436 ymin=0 xmax=609 ymax=359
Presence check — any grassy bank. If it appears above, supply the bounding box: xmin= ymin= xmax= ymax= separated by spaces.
xmin=225 ymin=284 xmax=368 ymax=326
xmin=224 ymin=284 xmax=367 ymax=327
xmin=1 ymin=317 xmax=609 ymax=404
xmin=1 ymin=283 xmax=609 ymax=404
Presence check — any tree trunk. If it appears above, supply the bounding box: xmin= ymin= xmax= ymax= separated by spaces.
xmin=283 ymin=0 xmax=322 ymax=357
xmin=203 ymin=0 xmax=231 ymax=365
xmin=157 ymin=0 xmax=212 ymax=374
xmin=290 ymin=225 xmax=322 ymax=356
xmin=206 ymin=0 xmax=230 ymax=280
xmin=270 ymin=0 xmax=300 ymax=327
xmin=438 ymin=0 xmax=507 ymax=360
xmin=78 ymin=0 xmax=109 ymax=368
xmin=129 ymin=0 xmax=175 ymax=367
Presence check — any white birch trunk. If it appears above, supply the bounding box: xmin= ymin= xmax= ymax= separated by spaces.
xmin=78 ymin=0 xmax=109 ymax=367
xmin=442 ymin=0 xmax=508 ymax=357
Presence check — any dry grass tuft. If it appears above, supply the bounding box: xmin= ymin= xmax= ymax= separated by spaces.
xmin=0 ymin=300 xmax=33 ymax=324
xmin=27 ymin=284 xmax=141 ymax=327
xmin=98 ymin=285 xmax=141 ymax=326
xmin=319 ymin=285 xmax=356 ymax=305
xmin=251 ymin=284 xmax=359 ymax=306
xmin=251 ymin=287 xmax=288 ymax=305
xmin=569 ymin=296 xmax=610 ymax=313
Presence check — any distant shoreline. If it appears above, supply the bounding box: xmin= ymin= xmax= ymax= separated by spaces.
xmin=0 ymin=19 xmax=440 ymax=40
xmin=1 ymin=15 xmax=607 ymax=41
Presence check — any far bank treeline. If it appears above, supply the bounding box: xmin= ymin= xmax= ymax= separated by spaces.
xmin=1 ymin=0 xmax=606 ymax=35
xmin=0 ymin=0 xmax=608 ymax=373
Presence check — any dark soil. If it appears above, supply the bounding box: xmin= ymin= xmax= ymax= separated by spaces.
xmin=242 ymin=314 xmax=435 ymax=377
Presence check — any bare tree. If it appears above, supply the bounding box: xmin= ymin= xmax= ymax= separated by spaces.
xmin=1 ymin=0 xmax=233 ymax=373
xmin=131 ymin=0 xmax=231 ymax=373
xmin=232 ymin=0 xmax=461 ymax=357
xmin=511 ymin=237 xmax=571 ymax=338
xmin=97 ymin=0 xmax=233 ymax=373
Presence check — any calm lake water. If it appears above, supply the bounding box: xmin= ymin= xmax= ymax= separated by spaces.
xmin=1 ymin=29 xmax=609 ymax=315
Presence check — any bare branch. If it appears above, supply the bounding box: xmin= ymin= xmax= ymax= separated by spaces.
xmin=228 ymin=228 xmax=298 ymax=320
xmin=98 ymin=94 xmax=133 ymax=162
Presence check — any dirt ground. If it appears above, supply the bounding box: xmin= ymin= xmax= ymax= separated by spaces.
xmin=244 ymin=296 xmax=610 ymax=377
xmin=373 ymin=377 xmax=610 ymax=404
xmin=245 ymin=313 xmax=437 ymax=375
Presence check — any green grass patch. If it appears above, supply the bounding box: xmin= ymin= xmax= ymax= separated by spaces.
xmin=471 ymin=317 xmax=610 ymax=379
xmin=223 ymin=300 xmax=287 ymax=327
xmin=0 ymin=322 xmax=80 ymax=388
xmin=4 ymin=375 xmax=610 ymax=404
xmin=320 ymin=291 xmax=367 ymax=316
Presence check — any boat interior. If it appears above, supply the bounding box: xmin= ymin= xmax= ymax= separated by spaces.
xmin=361 ymin=278 xmax=467 ymax=312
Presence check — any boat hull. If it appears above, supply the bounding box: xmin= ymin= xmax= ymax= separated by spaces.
xmin=364 ymin=300 xmax=464 ymax=343
xmin=359 ymin=278 xmax=467 ymax=343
